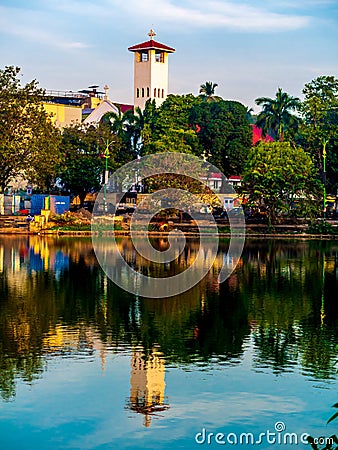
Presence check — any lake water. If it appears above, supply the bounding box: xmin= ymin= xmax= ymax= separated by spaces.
xmin=0 ymin=236 xmax=337 ymax=449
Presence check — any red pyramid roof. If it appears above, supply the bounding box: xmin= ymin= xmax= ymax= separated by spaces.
xmin=128 ymin=39 xmax=175 ymax=53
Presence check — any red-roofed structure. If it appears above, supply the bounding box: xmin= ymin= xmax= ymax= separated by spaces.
xmin=229 ymin=175 xmax=242 ymax=182
xmin=200 ymin=173 xmax=243 ymax=192
xmin=129 ymin=30 xmax=175 ymax=110
xmin=128 ymin=40 xmax=175 ymax=53
xmin=116 ymin=103 xmax=134 ymax=113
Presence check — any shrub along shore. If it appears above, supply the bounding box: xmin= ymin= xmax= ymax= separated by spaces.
xmin=1 ymin=218 xmax=338 ymax=239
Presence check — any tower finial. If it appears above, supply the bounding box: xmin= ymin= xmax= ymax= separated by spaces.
xmin=148 ymin=28 xmax=156 ymax=40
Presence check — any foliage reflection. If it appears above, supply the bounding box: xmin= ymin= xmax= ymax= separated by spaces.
xmin=0 ymin=237 xmax=337 ymax=405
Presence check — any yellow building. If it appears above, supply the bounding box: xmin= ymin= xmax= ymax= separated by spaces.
xmin=43 ymin=102 xmax=82 ymax=128
xmin=42 ymin=87 xmax=105 ymax=128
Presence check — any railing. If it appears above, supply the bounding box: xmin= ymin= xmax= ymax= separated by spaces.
xmin=44 ymin=90 xmax=88 ymax=99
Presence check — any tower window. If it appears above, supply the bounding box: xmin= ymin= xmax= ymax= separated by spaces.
xmin=141 ymin=51 xmax=149 ymax=62
xmin=136 ymin=88 xmax=140 ymax=98
xmin=157 ymin=88 xmax=160 ymax=98
xmin=162 ymin=89 xmax=164 ymax=98
xmin=147 ymin=87 xmax=150 ymax=97
xmin=154 ymin=88 xmax=156 ymax=97
xmin=155 ymin=51 xmax=164 ymax=63
xmin=142 ymin=88 xmax=145 ymax=97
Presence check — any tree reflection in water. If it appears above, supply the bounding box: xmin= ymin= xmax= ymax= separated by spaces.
xmin=0 ymin=236 xmax=337 ymax=416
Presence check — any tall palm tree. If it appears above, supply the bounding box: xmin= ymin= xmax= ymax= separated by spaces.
xmin=255 ymin=88 xmax=301 ymax=141
xmin=199 ymin=81 xmax=222 ymax=102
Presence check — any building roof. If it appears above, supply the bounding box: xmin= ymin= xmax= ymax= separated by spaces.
xmin=128 ymin=39 xmax=175 ymax=53
xmin=115 ymin=103 xmax=134 ymax=113
xmin=82 ymin=99 xmax=120 ymax=125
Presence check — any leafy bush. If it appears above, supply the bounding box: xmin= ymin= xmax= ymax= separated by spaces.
xmin=308 ymin=220 xmax=336 ymax=235
xmin=51 ymin=212 xmax=77 ymax=224
xmin=50 ymin=224 xmax=91 ymax=231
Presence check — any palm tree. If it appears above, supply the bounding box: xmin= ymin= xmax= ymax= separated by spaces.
xmin=104 ymin=106 xmax=146 ymax=158
xmin=199 ymin=81 xmax=222 ymax=102
xmin=104 ymin=106 xmax=125 ymax=136
xmin=245 ymin=106 xmax=255 ymax=124
xmin=123 ymin=106 xmax=145 ymax=156
xmin=255 ymin=88 xmax=301 ymax=141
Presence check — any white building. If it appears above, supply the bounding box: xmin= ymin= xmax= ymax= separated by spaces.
xmin=128 ymin=30 xmax=175 ymax=110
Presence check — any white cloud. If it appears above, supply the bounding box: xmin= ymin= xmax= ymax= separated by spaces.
xmin=0 ymin=6 xmax=90 ymax=50
xmin=44 ymin=0 xmax=310 ymax=32
xmin=117 ymin=0 xmax=310 ymax=32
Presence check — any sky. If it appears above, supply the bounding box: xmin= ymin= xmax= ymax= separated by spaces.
xmin=0 ymin=0 xmax=337 ymax=111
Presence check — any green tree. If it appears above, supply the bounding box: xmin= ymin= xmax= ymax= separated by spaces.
xmin=0 ymin=66 xmax=61 ymax=192
xmin=58 ymin=123 xmax=120 ymax=206
xmin=123 ymin=106 xmax=144 ymax=156
xmin=147 ymin=128 xmax=200 ymax=154
xmin=199 ymin=81 xmax=222 ymax=102
xmin=242 ymin=142 xmax=322 ymax=223
xmin=299 ymin=76 xmax=338 ymax=193
xmin=302 ymin=75 xmax=338 ymax=127
xmin=255 ymin=88 xmax=301 ymax=141
xmin=190 ymin=100 xmax=252 ymax=178
xmin=143 ymin=94 xmax=202 ymax=155
xmin=140 ymin=99 xmax=158 ymax=152
xmin=103 ymin=106 xmax=137 ymax=163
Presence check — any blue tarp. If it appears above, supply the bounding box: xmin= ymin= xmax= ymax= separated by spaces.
xmin=30 ymin=195 xmax=70 ymax=215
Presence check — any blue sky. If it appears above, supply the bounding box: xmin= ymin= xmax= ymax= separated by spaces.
xmin=0 ymin=0 xmax=337 ymax=111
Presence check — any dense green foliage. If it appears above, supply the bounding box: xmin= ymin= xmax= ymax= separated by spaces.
xmin=128 ymin=94 xmax=252 ymax=181
xmin=190 ymin=99 xmax=252 ymax=177
xmin=298 ymin=76 xmax=338 ymax=193
xmin=243 ymin=142 xmax=322 ymax=222
xmin=143 ymin=95 xmax=202 ymax=155
xmin=0 ymin=66 xmax=61 ymax=192
xmin=1 ymin=66 xmax=338 ymax=216
xmin=58 ymin=123 xmax=120 ymax=205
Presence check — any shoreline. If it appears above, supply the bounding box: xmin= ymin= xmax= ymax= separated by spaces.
xmin=1 ymin=228 xmax=338 ymax=240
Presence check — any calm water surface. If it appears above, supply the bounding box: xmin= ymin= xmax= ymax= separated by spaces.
xmin=0 ymin=236 xmax=337 ymax=449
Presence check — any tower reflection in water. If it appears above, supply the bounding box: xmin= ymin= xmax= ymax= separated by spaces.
xmin=127 ymin=346 xmax=169 ymax=427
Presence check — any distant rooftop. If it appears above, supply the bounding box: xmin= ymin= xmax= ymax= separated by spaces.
xmin=43 ymin=87 xmax=133 ymax=112
xmin=44 ymin=90 xmax=89 ymax=99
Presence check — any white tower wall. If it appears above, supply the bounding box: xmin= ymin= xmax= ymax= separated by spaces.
xmin=129 ymin=31 xmax=175 ymax=111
